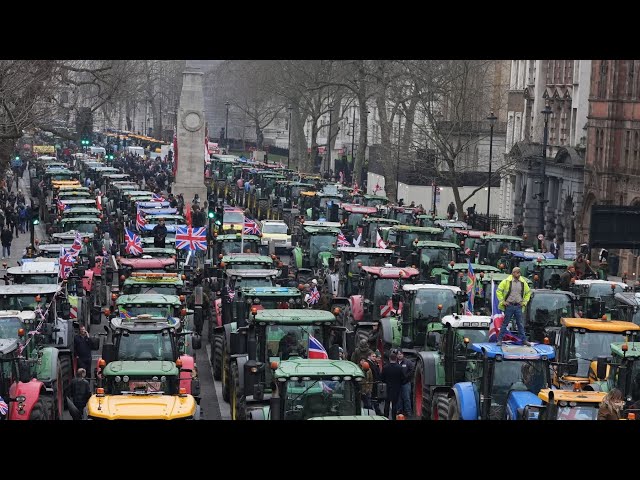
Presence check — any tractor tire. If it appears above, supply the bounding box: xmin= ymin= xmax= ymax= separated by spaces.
xmin=212 ymin=334 xmax=223 ymax=381
xmin=221 ymin=338 xmax=230 ymax=403
xmin=431 ymin=393 xmax=449 ymax=421
xmin=413 ymin=361 xmax=428 ymax=420
xmin=29 ymin=398 xmax=51 ymax=420
xmin=448 ymin=396 xmax=461 ymax=420
xmin=50 ymin=362 xmax=64 ymax=420
xmin=355 ymin=328 xmax=371 ymax=349
xmin=230 ymin=361 xmax=246 ymax=421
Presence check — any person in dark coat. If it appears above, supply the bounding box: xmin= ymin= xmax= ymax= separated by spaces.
xmin=152 ymin=218 xmax=168 ymax=248
xmin=74 ymin=325 xmax=93 ymax=377
xmin=381 ymin=350 xmax=405 ymax=419
xmin=350 ymin=338 xmax=373 ymax=365
xmin=559 ymin=265 xmax=576 ymax=291
xmin=69 ymin=368 xmax=91 ymax=420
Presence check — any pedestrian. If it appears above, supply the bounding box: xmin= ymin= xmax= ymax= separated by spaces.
xmin=598 ymin=388 xmax=624 ymax=420
xmin=515 ymin=223 xmax=524 ymax=237
xmin=1 ymin=225 xmax=12 ymax=259
xmin=397 ymin=350 xmax=414 ymax=417
xmin=559 ymin=265 xmax=576 ymax=291
xmin=350 ymin=338 xmax=373 ymax=365
xmin=549 ymin=238 xmax=560 ymax=259
xmin=495 ymin=267 xmax=531 ymax=345
xmin=69 ymin=368 xmax=91 ymax=420
xmin=73 ymin=325 xmax=93 ymax=377
xmin=381 ymin=350 xmax=404 ymax=419
xmin=367 ymin=350 xmax=383 ymax=414
xmin=573 ymin=253 xmax=596 ymax=279
xmin=359 ymin=358 xmax=374 ymax=409
xmin=447 ymin=201 xmax=456 ymax=220
xmin=152 ymin=218 xmax=168 ymax=248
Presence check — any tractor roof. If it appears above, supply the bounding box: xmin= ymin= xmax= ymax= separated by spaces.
xmin=508 ymin=250 xmax=555 ymax=260
xmin=614 ymin=292 xmax=640 ymax=306
xmin=611 ymin=342 xmax=640 ymax=358
xmin=471 ymin=342 xmax=556 ymax=359
xmin=275 ymin=358 xmax=365 ymax=379
xmin=60 ymin=216 xmax=102 ymax=223
xmin=239 ymin=286 xmax=301 ymax=296
xmin=537 ymin=259 xmax=574 ymax=267
xmin=307 ymin=415 xmax=389 ymax=420
xmin=340 ymin=204 xmax=378 ymax=214
xmin=402 ymin=284 xmax=461 ymax=294
xmin=52 ymin=231 xmax=94 ymax=240
xmin=116 ymin=294 xmax=182 ymax=306
xmin=226 ymin=269 xmax=280 ymax=278
xmin=484 ymin=234 xmax=523 ymax=242
xmin=537 ymin=388 xmax=606 ymax=404
xmin=561 ymin=318 xmax=640 ymax=332
xmin=222 ymin=254 xmax=274 ymax=264
xmin=449 ymin=263 xmax=501 ymax=272
xmin=574 ymin=279 xmax=629 ymax=289
xmin=453 ymin=229 xmax=492 ymax=238
xmin=0 ymin=285 xmax=60 ymax=295
xmin=302 ymin=225 xmax=342 ymax=234
xmin=253 ymin=309 xmax=336 ymax=324
xmin=118 ymin=258 xmax=176 ymax=268
xmin=441 ymin=314 xmax=491 ymax=329
xmin=301 ymin=221 xmax=342 ymax=228
xmin=389 ymin=225 xmax=442 ymax=233
xmin=434 ymin=220 xmax=469 ymax=229
xmin=361 ymin=266 xmax=420 ymax=279
xmin=362 ymin=217 xmax=399 ymax=225
xmin=103 ymin=360 xmax=179 ymax=376
xmin=7 ymin=263 xmax=59 ymax=275
xmin=216 ymin=234 xmax=260 ymax=241
xmin=0 ymin=310 xmax=36 ymax=321
xmin=110 ymin=315 xmax=180 ymax=331
xmin=124 ymin=273 xmax=183 ymax=285
xmin=337 ymin=247 xmax=393 ymax=254
xmin=415 ymin=240 xmax=460 ymax=249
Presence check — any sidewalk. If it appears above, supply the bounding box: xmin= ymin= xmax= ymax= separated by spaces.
xmin=2 ymin=175 xmax=47 ymax=267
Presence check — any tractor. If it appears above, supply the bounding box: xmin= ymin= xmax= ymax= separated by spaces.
xmin=409 ymin=240 xmax=460 ymax=283
xmin=325 ymin=246 xmax=393 ymax=300
xmin=529 ymin=258 xmax=575 ymax=289
xmin=225 ymin=309 xmax=346 ymax=420
xmin=613 ymin=291 xmax=640 ymax=326
xmin=384 ymin=225 xmax=443 ymax=267
xmin=524 ymin=289 xmax=576 ymax=343
xmin=523 ymin=387 xmax=606 ymax=420
xmin=587 ymin=342 xmax=640 ymax=412
xmin=291 ymin=222 xmax=341 ymax=279
xmin=359 ymin=217 xmax=399 ymax=247
xmin=413 ymin=313 xmax=491 ymax=419
xmin=211 ymin=233 xmax=261 ymax=257
xmin=572 ymin=279 xmax=629 ymax=319
xmin=249 ymin=358 xmax=387 ymax=420
xmin=473 ymin=234 xmax=524 ymax=268
xmin=432 ymin=342 xmax=556 ymax=420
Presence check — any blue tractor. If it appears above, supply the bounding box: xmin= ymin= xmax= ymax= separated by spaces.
xmin=431 ymin=342 xmax=556 ymax=420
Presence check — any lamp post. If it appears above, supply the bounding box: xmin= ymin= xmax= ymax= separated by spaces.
xmin=327 ymin=105 xmax=333 ymax=175
xmin=539 ymin=103 xmax=552 ymax=241
xmin=486 ymin=112 xmax=497 ymax=221
xmin=287 ymin=105 xmax=292 ymax=168
xmin=225 ymin=101 xmax=230 ymax=149
xmin=396 ymin=114 xmax=402 ymax=203
xmin=351 ymin=107 xmax=356 ymax=183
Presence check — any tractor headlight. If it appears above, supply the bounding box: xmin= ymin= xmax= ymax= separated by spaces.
xmin=123 ymin=375 xmax=129 ymax=382
xmin=115 ymin=376 xmax=121 ymax=382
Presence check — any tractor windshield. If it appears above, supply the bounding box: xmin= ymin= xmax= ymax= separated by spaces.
xmin=116 ymin=332 xmax=174 ymax=361
xmin=394 ymin=212 xmax=414 ymax=224
xmin=488 ymin=240 xmax=522 ymax=257
xmin=420 ymin=247 xmax=455 ymax=269
xmin=0 ymin=295 xmax=49 ymax=311
xmin=348 ymin=254 xmax=386 ymax=275
xmin=309 ymin=234 xmax=336 ymax=261
xmin=119 ymin=305 xmax=173 ymax=318
xmin=587 ymin=284 xmax=625 ymax=310
xmin=528 ymin=294 xmax=572 ymax=329
xmin=490 ymin=359 xmax=547 ymax=417
xmin=63 ymin=222 xmax=97 ymax=233
xmin=283 ymin=379 xmax=357 ymax=420
xmin=373 ymin=278 xmax=399 ymax=310
xmin=571 ymin=331 xmax=625 ymax=378
xmin=0 ymin=316 xmax=25 ymax=339
xmin=264 ymin=325 xmax=312 ymax=360
xmin=220 ymin=240 xmax=258 ymax=255
xmin=231 ymin=278 xmax=274 ymax=289
xmin=540 ymin=267 xmax=566 ymax=289
xmin=413 ymin=289 xmax=457 ymax=319
xmin=555 ymin=404 xmax=599 ymax=420
xmin=123 ymin=285 xmax=178 ymax=296
xmin=15 ymin=274 xmax=59 ymax=285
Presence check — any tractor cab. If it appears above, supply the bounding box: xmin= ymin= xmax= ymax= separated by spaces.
xmin=385 ymin=225 xmax=443 ymax=266
xmin=529 ymin=258 xmax=574 ymax=289
xmin=572 ymin=280 xmax=629 ymax=319
xmin=338 ymin=204 xmax=379 ymax=237
xmin=474 ymin=234 xmax=524 ymax=268
xmin=212 ymin=233 xmax=260 ymax=258
xmin=122 ymin=272 xmax=185 ymax=296
xmin=360 ymin=217 xmax=399 ymax=247
xmin=613 ymin=292 xmax=640 ymax=326
xmin=410 ymin=240 xmax=460 ymax=283
xmin=292 ymin=223 xmax=341 ymax=272
xmin=387 ymin=205 xmax=423 ymax=225
xmin=6 ymin=260 xmax=59 ymax=285
xmin=526 ymin=388 xmax=605 ymax=420
xmin=524 ymin=289 xmax=575 ymax=343
xmin=327 ymin=247 xmax=393 ymax=299
xmin=59 ymin=216 xmax=102 ymax=234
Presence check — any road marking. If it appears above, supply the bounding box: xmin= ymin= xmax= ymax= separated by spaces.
xmin=206 ymin=344 xmax=230 ymax=420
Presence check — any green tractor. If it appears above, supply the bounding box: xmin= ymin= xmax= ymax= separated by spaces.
xmin=474 ymin=234 xmax=524 ymax=268
xmin=385 ymin=225 xmax=443 ymax=267
xmin=211 ymin=233 xmax=261 ymax=257
xmin=359 ymin=217 xmax=399 ymax=247
xmin=225 ymin=309 xmax=346 ymax=420
xmin=325 ymin=246 xmax=393 ymax=300
xmin=587 ymin=342 xmax=640 ymax=412
xmin=291 ymin=221 xmax=341 ymax=279
xmin=249 ymin=358 xmax=387 ymax=420
xmin=409 ymin=240 xmax=461 ymax=283
xmin=211 ymin=286 xmax=304 ymax=392
xmin=529 ymin=258 xmax=575 ymax=289
xmin=413 ymin=312 xmax=491 ymax=418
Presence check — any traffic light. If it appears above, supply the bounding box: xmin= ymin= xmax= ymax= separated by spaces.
xmin=31 ymin=210 xmax=40 ymax=225
xmin=15 ymin=155 xmax=20 ymax=161
xmin=81 ymin=138 xmax=90 ymax=146
xmin=208 ymin=206 xmax=215 ymax=220
xmin=107 ymin=153 xmax=115 ymax=161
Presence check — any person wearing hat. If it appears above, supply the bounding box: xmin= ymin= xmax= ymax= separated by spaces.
xmin=152 ymin=218 xmax=167 ymax=248
xmin=350 ymin=338 xmax=373 ymax=365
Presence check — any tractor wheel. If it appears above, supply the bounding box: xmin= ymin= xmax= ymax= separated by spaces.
xmin=431 ymin=393 xmax=449 ymax=420
xmin=221 ymin=338 xmax=230 ymax=403
xmin=413 ymin=361 xmax=428 ymax=420
xmin=59 ymin=354 xmax=73 ymax=410
xmin=29 ymin=398 xmax=51 ymax=420
xmin=212 ymin=334 xmax=223 ymax=381
xmin=51 ymin=362 xmax=64 ymax=420
xmin=448 ymin=396 xmax=461 ymax=420
xmin=230 ymin=361 xmax=246 ymax=421
xmin=355 ymin=328 xmax=371 ymax=349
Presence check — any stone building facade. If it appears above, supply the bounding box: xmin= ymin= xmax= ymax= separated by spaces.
xmin=501 ymin=60 xmax=591 ymax=245
xmin=581 ymin=60 xmax=640 ymax=277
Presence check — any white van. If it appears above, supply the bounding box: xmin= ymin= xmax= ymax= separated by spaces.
xmin=90 ymin=146 xmax=106 ymax=156
xmin=125 ymin=146 xmax=145 ymax=156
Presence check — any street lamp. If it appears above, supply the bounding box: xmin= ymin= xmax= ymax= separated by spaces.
xmin=396 ymin=114 xmax=402 ymax=203
xmin=486 ymin=112 xmax=497 ymax=221
xmin=327 ymin=105 xmax=334 ymax=175
xmin=287 ymin=105 xmax=292 ymax=168
xmin=539 ymin=103 xmax=552 ymax=241
xmin=351 ymin=107 xmax=356 ymax=183
xmin=225 ymin=101 xmax=230 ymax=148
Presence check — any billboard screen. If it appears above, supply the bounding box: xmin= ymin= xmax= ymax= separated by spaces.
xmin=589 ymin=205 xmax=640 ymax=248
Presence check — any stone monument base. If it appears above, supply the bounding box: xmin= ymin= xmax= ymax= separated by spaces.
xmin=172 ymin=182 xmax=208 ymax=207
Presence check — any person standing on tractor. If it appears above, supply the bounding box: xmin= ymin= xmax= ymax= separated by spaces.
xmin=559 ymin=265 xmax=576 ymax=291
xmin=495 ymin=267 xmax=531 ymax=346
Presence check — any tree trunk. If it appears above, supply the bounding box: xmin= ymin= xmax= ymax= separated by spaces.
xmin=307 ymin=117 xmax=320 ymax=174
xmin=291 ymin=106 xmax=307 ymax=171
xmin=255 ymin=121 xmax=264 ymax=150
xmin=327 ymin=89 xmax=344 ymax=175
xmin=152 ymin=99 xmax=162 ymax=140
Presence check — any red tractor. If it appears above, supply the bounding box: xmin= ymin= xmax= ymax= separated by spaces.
xmin=342 ymin=266 xmax=420 ymax=347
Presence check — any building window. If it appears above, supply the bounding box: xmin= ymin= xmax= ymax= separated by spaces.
xmin=624 ymin=130 xmax=630 ymax=170
xmin=599 ymin=61 xmax=608 ymax=98
xmin=635 ymin=131 xmax=640 ymax=167
xmin=628 ymin=60 xmax=635 ymax=98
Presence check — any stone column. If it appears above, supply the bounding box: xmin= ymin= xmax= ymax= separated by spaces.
xmin=513 ymin=172 xmax=524 ymax=222
xmin=545 ymin=176 xmax=557 ymax=236
xmin=174 ymin=69 xmax=208 ymax=206
xmin=523 ymin=172 xmax=540 ymax=239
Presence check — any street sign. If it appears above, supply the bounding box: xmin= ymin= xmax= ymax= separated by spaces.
xmin=537 ymin=234 xmax=544 ymax=241
xmin=564 ymin=241 xmax=577 ymax=260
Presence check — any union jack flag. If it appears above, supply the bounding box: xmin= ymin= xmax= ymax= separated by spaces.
xmin=0 ymin=395 xmax=8 ymax=416
xmin=488 ymin=280 xmax=519 ymax=342
xmin=136 ymin=208 xmax=146 ymax=231
xmin=120 ymin=309 xmax=132 ymax=320
xmin=58 ymin=247 xmax=76 ymax=280
xmin=307 ymin=286 xmax=320 ymax=305
xmin=57 ymin=199 xmax=69 ymax=212
xmin=308 ymin=335 xmax=328 ymax=359
xmin=175 ymin=226 xmax=207 ymax=251
xmin=376 ymin=231 xmax=387 ymax=249
xmin=227 ymin=287 xmax=235 ymax=301
xmin=67 ymin=231 xmax=83 ymax=260
xmin=243 ymin=218 xmax=261 ymax=235
xmin=373 ymin=183 xmax=382 ymax=194
xmin=393 ymin=280 xmax=400 ymax=293
xmin=337 ymin=230 xmax=350 ymax=247
xmin=125 ymin=228 xmax=143 ymax=256
xmin=152 ymin=193 xmax=165 ymax=202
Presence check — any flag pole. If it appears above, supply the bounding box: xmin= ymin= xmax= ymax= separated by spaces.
xmin=240 ymin=220 xmax=245 ymax=253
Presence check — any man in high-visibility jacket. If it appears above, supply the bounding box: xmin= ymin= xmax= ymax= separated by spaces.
xmin=495 ymin=267 xmax=531 ymax=345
